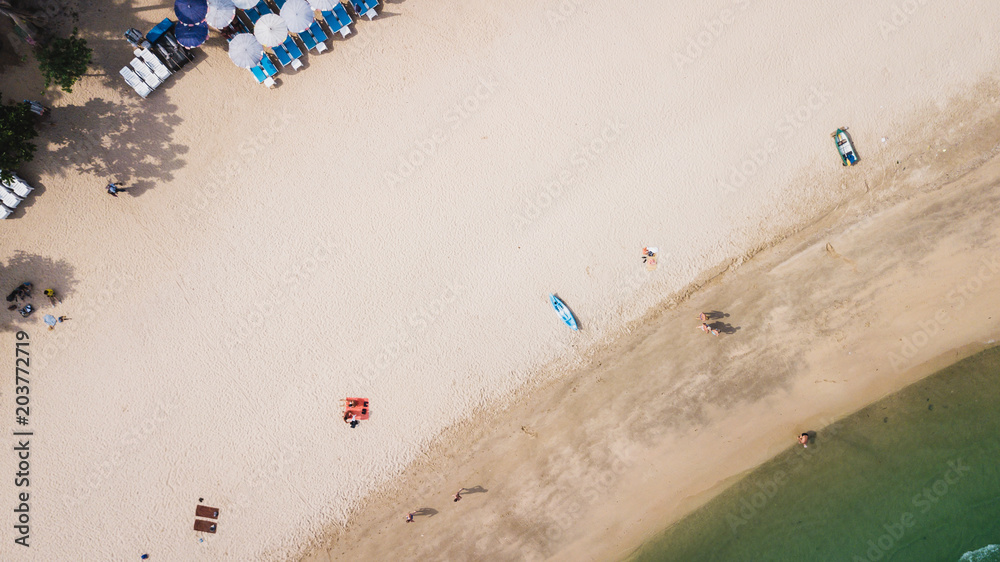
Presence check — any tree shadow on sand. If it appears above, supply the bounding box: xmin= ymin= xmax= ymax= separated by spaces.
xmin=0 ymin=251 xmax=78 ymax=333
xmin=38 ymin=96 xmax=187 ymax=197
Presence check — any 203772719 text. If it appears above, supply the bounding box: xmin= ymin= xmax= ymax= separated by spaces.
xmin=13 ymin=330 xmax=33 ymax=548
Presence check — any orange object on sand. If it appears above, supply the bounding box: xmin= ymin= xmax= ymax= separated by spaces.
xmin=343 ymin=397 xmax=370 ymax=420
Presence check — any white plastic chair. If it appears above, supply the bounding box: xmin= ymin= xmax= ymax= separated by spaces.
xmin=131 ymin=58 xmax=162 ymax=88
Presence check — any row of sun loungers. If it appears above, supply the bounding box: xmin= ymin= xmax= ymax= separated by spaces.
xmin=235 ymin=0 xmax=360 ymax=88
xmin=0 ymin=173 xmax=36 ymax=219
xmin=120 ymin=47 xmax=175 ymax=98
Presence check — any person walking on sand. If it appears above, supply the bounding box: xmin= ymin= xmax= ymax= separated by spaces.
xmin=700 ymin=312 xmax=708 ymax=322
xmin=454 ymin=489 xmax=463 ymax=502
xmin=798 ymin=433 xmax=810 ymax=448
xmin=405 ymin=512 xmax=414 ymax=523
xmin=58 ymin=316 xmax=70 ymax=322
xmin=107 ymin=181 xmax=127 ymax=197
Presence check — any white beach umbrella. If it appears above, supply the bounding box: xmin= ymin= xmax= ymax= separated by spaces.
xmin=228 ymin=33 xmax=264 ymax=68
xmin=307 ymin=0 xmax=336 ymax=11
xmin=205 ymin=0 xmax=236 ymax=28
xmin=280 ymin=0 xmax=314 ymax=34
xmin=254 ymin=13 xmax=288 ymax=47
xmin=232 ymin=0 xmax=257 ymax=8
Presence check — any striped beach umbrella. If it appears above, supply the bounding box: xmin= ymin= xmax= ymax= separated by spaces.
xmin=253 ymin=13 xmax=288 ymax=47
xmin=205 ymin=0 xmax=236 ymax=28
xmin=307 ymin=0 xmax=337 ymax=10
xmin=280 ymin=0 xmax=314 ymax=34
xmin=175 ymin=21 xmax=209 ymax=47
xmin=175 ymin=0 xmax=208 ymax=25
xmin=228 ymin=33 xmax=264 ymax=67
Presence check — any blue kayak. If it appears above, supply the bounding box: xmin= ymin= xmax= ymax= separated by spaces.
xmin=550 ymin=294 xmax=579 ymax=331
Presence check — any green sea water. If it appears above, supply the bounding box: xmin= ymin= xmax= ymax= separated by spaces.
xmin=630 ymin=346 xmax=1000 ymax=562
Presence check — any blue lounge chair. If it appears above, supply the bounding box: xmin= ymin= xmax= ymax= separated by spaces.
xmin=249 ymin=65 xmax=275 ymax=87
xmin=322 ymin=4 xmax=353 ymax=38
xmin=282 ymin=36 xmax=305 ymax=65
xmin=272 ymin=43 xmax=293 ymax=66
xmin=243 ymin=7 xmax=261 ymax=25
xmin=272 ymin=0 xmax=285 ymax=8
xmin=255 ymin=0 xmax=272 ymax=15
xmin=260 ymin=54 xmax=279 ymax=77
xmin=351 ymin=0 xmax=377 ymax=20
xmin=308 ymin=21 xmax=328 ymax=51
xmin=297 ymin=29 xmax=318 ymax=52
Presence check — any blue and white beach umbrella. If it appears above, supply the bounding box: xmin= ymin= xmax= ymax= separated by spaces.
xmin=175 ymin=21 xmax=210 ymax=48
xmin=280 ymin=0 xmax=314 ymax=34
xmin=205 ymin=0 xmax=236 ymax=29
xmin=307 ymin=0 xmax=337 ymax=10
xmin=253 ymin=13 xmax=288 ymax=47
xmin=175 ymin=0 xmax=208 ymax=25
xmin=232 ymin=0 xmax=257 ymax=8
xmin=228 ymin=33 xmax=264 ymax=68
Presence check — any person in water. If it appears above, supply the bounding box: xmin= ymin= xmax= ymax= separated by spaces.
xmin=798 ymin=433 xmax=810 ymax=448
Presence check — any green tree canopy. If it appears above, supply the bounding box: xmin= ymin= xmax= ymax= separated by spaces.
xmin=36 ymin=28 xmax=92 ymax=93
xmin=0 ymin=94 xmax=38 ymax=184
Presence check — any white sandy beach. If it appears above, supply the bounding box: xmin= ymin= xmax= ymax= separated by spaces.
xmin=2 ymin=0 xmax=1000 ymax=559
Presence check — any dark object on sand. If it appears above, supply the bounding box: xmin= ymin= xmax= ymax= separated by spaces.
xmin=193 ymin=519 xmax=217 ymax=533
xmin=195 ymin=505 xmax=219 ymax=519
xmin=19 ymin=303 xmax=34 ymax=318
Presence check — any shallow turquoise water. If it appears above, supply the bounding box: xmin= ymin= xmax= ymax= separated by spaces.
xmin=630 ymin=346 xmax=1000 ymax=562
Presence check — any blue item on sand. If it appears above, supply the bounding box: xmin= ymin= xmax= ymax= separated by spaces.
xmin=146 ymin=18 xmax=175 ymax=44
xmin=550 ymin=294 xmax=579 ymax=331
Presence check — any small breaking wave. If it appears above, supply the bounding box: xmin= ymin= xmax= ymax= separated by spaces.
xmin=960 ymin=544 xmax=1000 ymax=562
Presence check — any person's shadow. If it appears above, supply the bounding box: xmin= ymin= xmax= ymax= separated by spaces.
xmin=462 ymin=486 xmax=488 ymax=494
xmin=704 ymin=311 xmax=730 ymax=320
xmin=413 ymin=507 xmax=438 ymax=518
xmin=709 ymin=322 xmax=740 ymax=335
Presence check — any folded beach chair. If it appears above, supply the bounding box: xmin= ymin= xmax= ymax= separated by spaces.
xmin=193 ymin=519 xmax=217 ymax=533
xmin=119 ymin=67 xmax=152 ymax=98
xmin=0 ymin=205 xmax=11 ymax=219
xmin=130 ymin=58 xmax=162 ymax=88
xmin=4 ymin=175 xmax=33 ymax=199
xmin=255 ymin=0 xmax=272 ymax=15
xmin=136 ymin=48 xmax=172 ymax=81
xmin=249 ymin=65 xmax=276 ymax=87
xmin=308 ymin=21 xmax=328 ymax=52
xmin=260 ymin=54 xmax=280 ymax=77
xmin=321 ymin=4 xmax=353 ymax=38
xmin=281 ymin=36 xmax=305 ymax=69
xmin=195 ymin=505 xmax=220 ymax=519
xmin=351 ymin=0 xmax=376 ymax=20
xmin=296 ymin=29 xmax=318 ymax=53
xmin=0 ymin=189 xmax=21 ymax=210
